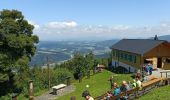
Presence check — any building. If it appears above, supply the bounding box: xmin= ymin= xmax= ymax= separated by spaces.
xmin=111 ymin=39 xmax=170 ymax=72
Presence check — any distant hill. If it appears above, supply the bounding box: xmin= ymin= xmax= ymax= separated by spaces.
xmin=96 ymin=39 xmax=119 ymax=47
xmin=30 ymin=39 xmax=118 ymax=66
xmin=150 ymin=35 xmax=170 ymax=41
xmin=158 ymin=35 xmax=170 ymax=41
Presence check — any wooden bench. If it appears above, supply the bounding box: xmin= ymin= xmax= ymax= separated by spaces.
xmin=95 ymin=78 xmax=168 ymax=100
xmin=52 ymin=84 xmax=66 ymax=95
xmin=94 ymin=93 xmax=107 ymax=100
xmin=142 ymin=78 xmax=161 ymax=88
xmin=94 ymin=88 xmax=139 ymax=100
xmin=148 ymin=75 xmax=157 ymax=81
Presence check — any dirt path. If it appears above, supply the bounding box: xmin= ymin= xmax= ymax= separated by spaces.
xmin=35 ymin=85 xmax=75 ymax=100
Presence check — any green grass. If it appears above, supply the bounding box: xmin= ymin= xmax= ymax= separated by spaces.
xmin=17 ymin=88 xmax=48 ymax=100
xmin=57 ymin=70 xmax=133 ymax=100
xmin=138 ymin=85 xmax=170 ymax=100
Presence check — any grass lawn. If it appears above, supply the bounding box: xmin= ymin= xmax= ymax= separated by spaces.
xmin=57 ymin=70 xmax=133 ymax=100
xmin=138 ymin=85 xmax=170 ymax=100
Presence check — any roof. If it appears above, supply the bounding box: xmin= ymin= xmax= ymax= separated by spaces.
xmin=111 ymin=39 xmax=166 ymax=55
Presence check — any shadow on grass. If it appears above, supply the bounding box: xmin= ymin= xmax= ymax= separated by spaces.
xmin=106 ymin=66 xmax=133 ymax=74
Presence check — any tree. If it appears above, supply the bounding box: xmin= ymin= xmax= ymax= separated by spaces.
xmin=0 ymin=9 xmax=39 ymax=95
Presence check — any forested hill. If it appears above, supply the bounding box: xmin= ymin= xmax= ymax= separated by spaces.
xmin=30 ymin=40 xmax=118 ymax=66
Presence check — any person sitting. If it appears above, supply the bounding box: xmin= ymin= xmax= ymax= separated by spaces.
xmin=120 ymin=81 xmax=131 ymax=100
xmin=143 ymin=73 xmax=149 ymax=82
xmin=82 ymin=90 xmax=94 ymax=100
xmin=112 ymin=83 xmax=121 ymax=100
xmin=112 ymin=83 xmax=121 ymax=95
xmin=132 ymin=80 xmax=137 ymax=89
xmin=136 ymin=77 xmax=142 ymax=90
xmin=106 ymin=91 xmax=113 ymax=100
xmin=136 ymin=70 xmax=142 ymax=81
xmin=120 ymin=81 xmax=131 ymax=92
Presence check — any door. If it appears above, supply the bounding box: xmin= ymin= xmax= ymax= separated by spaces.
xmin=157 ymin=58 xmax=162 ymax=68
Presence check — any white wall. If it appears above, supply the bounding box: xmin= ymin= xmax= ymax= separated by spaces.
xmin=112 ymin=60 xmax=137 ymax=72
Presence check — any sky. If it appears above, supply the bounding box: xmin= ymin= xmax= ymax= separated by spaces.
xmin=0 ymin=0 xmax=170 ymax=41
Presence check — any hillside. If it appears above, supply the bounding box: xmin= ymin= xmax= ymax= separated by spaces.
xmin=57 ymin=70 xmax=132 ymax=100
xmin=30 ymin=40 xmax=118 ymax=66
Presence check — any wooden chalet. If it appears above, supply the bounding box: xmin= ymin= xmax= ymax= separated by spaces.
xmin=111 ymin=39 xmax=170 ymax=72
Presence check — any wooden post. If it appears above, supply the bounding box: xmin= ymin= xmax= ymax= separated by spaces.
xmin=70 ymin=96 xmax=76 ymax=100
xmin=29 ymin=80 xmax=34 ymax=100
xmin=66 ymin=77 xmax=71 ymax=86
xmin=47 ymin=56 xmax=50 ymax=90
xmin=12 ymin=93 xmax=18 ymax=100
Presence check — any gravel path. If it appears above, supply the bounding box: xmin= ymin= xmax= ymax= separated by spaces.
xmin=35 ymin=85 xmax=75 ymax=100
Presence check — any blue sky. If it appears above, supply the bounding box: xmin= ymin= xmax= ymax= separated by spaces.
xmin=1 ymin=0 xmax=170 ymax=41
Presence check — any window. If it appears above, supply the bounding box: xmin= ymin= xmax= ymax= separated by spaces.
xmin=128 ymin=55 xmax=133 ymax=62
xmin=116 ymin=51 xmax=119 ymax=57
xmin=120 ymin=53 xmax=124 ymax=59
xmin=124 ymin=54 xmax=128 ymax=60
xmin=133 ymin=56 xmax=137 ymax=63
xmin=112 ymin=50 xmax=116 ymax=57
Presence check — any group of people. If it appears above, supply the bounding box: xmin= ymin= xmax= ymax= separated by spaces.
xmin=143 ymin=63 xmax=153 ymax=75
xmin=106 ymin=78 xmax=142 ymax=100
xmin=81 ymin=65 xmax=154 ymax=100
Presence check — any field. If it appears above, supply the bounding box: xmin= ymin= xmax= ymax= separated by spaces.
xmin=57 ymin=70 xmax=133 ymax=100
xmin=138 ymin=85 xmax=170 ymax=100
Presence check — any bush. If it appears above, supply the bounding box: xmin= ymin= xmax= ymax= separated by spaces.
xmin=51 ymin=68 xmax=73 ymax=86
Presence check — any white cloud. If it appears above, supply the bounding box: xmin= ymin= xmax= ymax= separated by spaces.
xmin=28 ymin=20 xmax=40 ymax=29
xmin=46 ymin=21 xmax=77 ymax=29
xmin=32 ymin=21 xmax=170 ymax=41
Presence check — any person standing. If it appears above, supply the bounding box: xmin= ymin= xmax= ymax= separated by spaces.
xmin=108 ymin=76 xmax=114 ymax=89
xmin=148 ymin=63 xmax=153 ymax=75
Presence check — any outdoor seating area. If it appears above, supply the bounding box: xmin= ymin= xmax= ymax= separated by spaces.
xmin=94 ymin=74 xmax=169 ymax=100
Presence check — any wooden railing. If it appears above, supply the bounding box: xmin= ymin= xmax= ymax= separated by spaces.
xmin=160 ymin=71 xmax=170 ymax=78
xmin=94 ymin=77 xmax=169 ymax=100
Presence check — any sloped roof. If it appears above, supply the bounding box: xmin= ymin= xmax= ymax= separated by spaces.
xmin=111 ymin=39 xmax=166 ymax=55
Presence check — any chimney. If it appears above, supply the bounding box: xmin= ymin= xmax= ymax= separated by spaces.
xmin=154 ymin=35 xmax=158 ymax=40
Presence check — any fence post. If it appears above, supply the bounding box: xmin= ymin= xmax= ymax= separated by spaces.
xmin=12 ymin=93 xmax=18 ymax=100
xmin=29 ymin=80 xmax=34 ymax=100
xmin=66 ymin=77 xmax=71 ymax=86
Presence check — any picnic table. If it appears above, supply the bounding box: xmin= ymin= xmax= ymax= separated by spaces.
xmin=52 ymin=84 xmax=66 ymax=95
